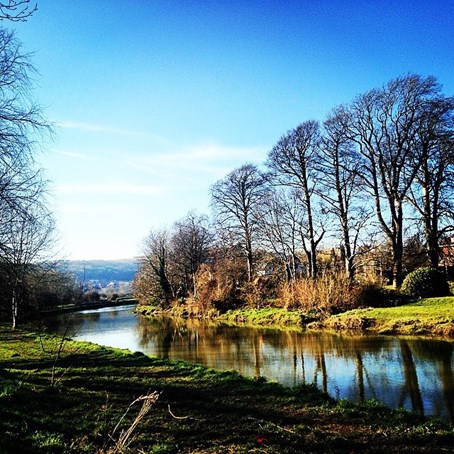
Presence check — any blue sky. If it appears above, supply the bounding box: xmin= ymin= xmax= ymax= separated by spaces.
xmin=8 ymin=0 xmax=454 ymax=260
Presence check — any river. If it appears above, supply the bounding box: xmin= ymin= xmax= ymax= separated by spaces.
xmin=47 ymin=304 xmax=454 ymax=422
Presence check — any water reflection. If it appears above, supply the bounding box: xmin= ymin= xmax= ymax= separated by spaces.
xmin=49 ymin=306 xmax=454 ymax=422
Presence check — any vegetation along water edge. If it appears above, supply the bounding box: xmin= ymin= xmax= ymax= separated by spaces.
xmin=137 ymin=295 xmax=454 ymax=338
xmin=1 ymin=326 xmax=453 ymax=453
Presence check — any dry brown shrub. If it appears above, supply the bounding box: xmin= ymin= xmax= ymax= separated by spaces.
xmin=193 ymin=264 xmax=218 ymax=309
xmin=242 ymin=275 xmax=280 ymax=309
xmin=194 ymin=259 xmax=245 ymax=311
xmin=279 ymin=273 xmax=358 ymax=315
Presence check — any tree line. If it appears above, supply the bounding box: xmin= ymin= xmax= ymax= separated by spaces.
xmin=0 ymin=21 xmax=78 ymax=328
xmin=135 ymin=74 xmax=454 ymax=310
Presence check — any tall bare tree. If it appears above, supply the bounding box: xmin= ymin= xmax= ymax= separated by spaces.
xmin=345 ymin=75 xmax=445 ymax=287
xmin=257 ymin=187 xmax=304 ymax=281
xmin=318 ymin=108 xmax=372 ymax=280
xmin=171 ymin=211 xmax=213 ymax=296
xmin=137 ymin=228 xmax=174 ymax=307
xmin=267 ymin=120 xmax=325 ymax=278
xmin=211 ymin=163 xmax=267 ymax=282
xmin=0 ymin=28 xmax=53 ymax=325
xmin=407 ymin=96 xmax=454 ymax=267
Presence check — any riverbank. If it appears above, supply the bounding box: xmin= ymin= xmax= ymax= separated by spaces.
xmin=137 ymin=304 xmax=305 ymax=329
xmin=316 ymin=296 xmax=454 ymax=337
xmin=41 ymin=298 xmax=138 ymax=316
xmin=0 ymin=326 xmax=453 ymax=453
xmin=138 ymin=296 xmax=454 ymax=337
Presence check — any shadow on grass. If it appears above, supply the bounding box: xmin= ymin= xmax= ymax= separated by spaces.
xmin=1 ymin=328 xmax=453 ymax=453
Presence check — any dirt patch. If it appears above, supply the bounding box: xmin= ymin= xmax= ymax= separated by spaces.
xmin=316 ymin=316 xmax=376 ymax=332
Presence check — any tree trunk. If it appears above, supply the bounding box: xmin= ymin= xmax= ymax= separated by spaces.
xmin=427 ymin=237 xmax=439 ymax=268
xmin=12 ymin=288 xmax=17 ymax=329
xmin=392 ymin=202 xmax=404 ymax=289
xmin=422 ymin=184 xmax=440 ymax=268
xmin=309 ymin=239 xmax=318 ymax=279
xmin=245 ymin=236 xmax=254 ymax=282
xmin=341 ymin=222 xmax=355 ymax=281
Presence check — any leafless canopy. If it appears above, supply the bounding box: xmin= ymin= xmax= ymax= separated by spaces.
xmin=0 ymin=1 xmax=37 ymax=22
xmin=211 ymin=163 xmax=268 ymax=282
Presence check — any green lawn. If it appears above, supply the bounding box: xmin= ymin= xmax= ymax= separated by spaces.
xmin=320 ymin=296 xmax=454 ymax=336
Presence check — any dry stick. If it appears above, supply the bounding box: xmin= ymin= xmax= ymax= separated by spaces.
xmin=247 ymin=416 xmax=301 ymax=437
xmin=108 ymin=391 xmax=160 ymax=453
xmin=167 ymin=404 xmax=190 ymax=420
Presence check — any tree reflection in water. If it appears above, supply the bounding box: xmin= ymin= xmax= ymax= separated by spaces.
xmin=51 ymin=307 xmax=454 ymax=422
xmin=399 ymin=341 xmax=424 ymax=416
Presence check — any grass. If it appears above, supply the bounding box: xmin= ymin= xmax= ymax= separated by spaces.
xmin=318 ymin=296 xmax=454 ymax=336
xmin=139 ymin=304 xmax=305 ymax=330
xmin=0 ymin=325 xmax=453 ymax=453
xmin=217 ymin=307 xmax=304 ymax=330
xmin=140 ymin=294 xmax=454 ymax=337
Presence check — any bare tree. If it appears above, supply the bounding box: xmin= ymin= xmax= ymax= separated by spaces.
xmin=0 ymin=28 xmax=53 ymax=326
xmin=0 ymin=1 xmax=37 ymax=21
xmin=407 ymin=96 xmax=454 ymax=267
xmin=345 ymin=75 xmax=444 ymax=287
xmin=257 ymin=186 xmax=304 ymax=281
xmin=211 ymin=163 xmax=267 ymax=282
xmin=267 ymin=121 xmax=325 ymax=278
xmin=137 ymin=228 xmax=174 ymax=307
xmin=0 ymin=200 xmax=56 ymax=328
xmin=318 ymin=108 xmax=373 ymax=280
xmin=171 ymin=211 xmax=213 ymax=296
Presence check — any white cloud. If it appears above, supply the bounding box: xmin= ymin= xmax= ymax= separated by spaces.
xmin=60 ymin=202 xmax=143 ymax=215
xmin=57 ymin=150 xmax=92 ymax=160
xmin=124 ymin=142 xmax=267 ymax=179
xmin=57 ymin=120 xmax=170 ymax=145
xmin=187 ymin=143 xmax=266 ymax=162
xmin=56 ymin=182 xmax=169 ymax=196
xmin=58 ymin=120 xmax=139 ymax=135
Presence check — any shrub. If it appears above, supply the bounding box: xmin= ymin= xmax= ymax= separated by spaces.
xmin=278 ymin=273 xmax=358 ymax=316
xmin=194 ymin=262 xmax=243 ymax=311
xmin=401 ymin=267 xmax=450 ymax=298
xmin=83 ymin=290 xmax=100 ymax=303
xmin=242 ymin=276 xmax=280 ymax=309
xmin=352 ymin=282 xmax=388 ymax=307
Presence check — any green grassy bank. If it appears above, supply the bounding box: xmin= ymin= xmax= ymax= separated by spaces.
xmin=318 ymin=296 xmax=454 ymax=337
xmin=0 ymin=327 xmax=453 ymax=453
xmin=138 ymin=305 xmax=305 ymax=330
xmin=139 ymin=296 xmax=454 ymax=337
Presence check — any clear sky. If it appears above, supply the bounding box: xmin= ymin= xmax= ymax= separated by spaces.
xmin=8 ymin=0 xmax=454 ymax=260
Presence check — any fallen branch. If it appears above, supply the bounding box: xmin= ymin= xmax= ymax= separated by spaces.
xmin=168 ymin=404 xmax=190 ymax=420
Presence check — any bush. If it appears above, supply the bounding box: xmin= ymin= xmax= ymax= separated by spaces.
xmin=194 ymin=263 xmax=243 ymax=312
xmin=401 ymin=267 xmax=450 ymax=298
xmin=242 ymin=276 xmax=280 ymax=309
xmin=352 ymin=282 xmax=388 ymax=307
xmin=83 ymin=290 xmax=100 ymax=303
xmin=278 ymin=273 xmax=358 ymax=315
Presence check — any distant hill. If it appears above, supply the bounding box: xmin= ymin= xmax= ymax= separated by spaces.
xmin=59 ymin=259 xmax=140 ymax=283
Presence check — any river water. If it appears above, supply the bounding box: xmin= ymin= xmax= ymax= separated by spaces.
xmin=48 ymin=305 xmax=454 ymax=422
